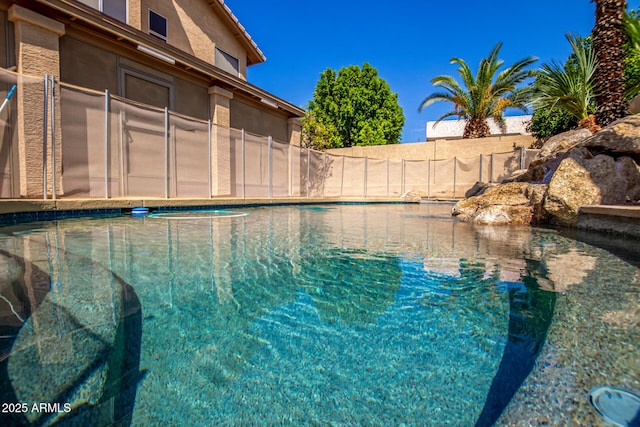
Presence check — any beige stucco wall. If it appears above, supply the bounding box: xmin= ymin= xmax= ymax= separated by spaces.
xmin=230 ymin=96 xmax=289 ymax=142
xmin=133 ymin=0 xmax=247 ymax=79
xmin=327 ymin=134 xmax=535 ymax=161
xmin=9 ymin=5 xmax=65 ymax=198
xmin=60 ymin=36 xmax=119 ymax=93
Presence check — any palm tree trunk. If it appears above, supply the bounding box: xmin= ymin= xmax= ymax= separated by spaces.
xmin=463 ymin=118 xmax=491 ymax=139
xmin=592 ymin=0 xmax=628 ymax=127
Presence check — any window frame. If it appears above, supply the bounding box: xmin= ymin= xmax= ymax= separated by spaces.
xmin=215 ymin=47 xmax=240 ymax=76
xmin=148 ymin=9 xmax=168 ymax=42
xmin=76 ymin=0 xmax=128 ymax=23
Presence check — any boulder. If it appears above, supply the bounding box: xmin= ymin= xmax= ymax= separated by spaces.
xmin=505 ymin=166 xmax=546 ymax=183
xmin=452 ymin=182 xmax=548 ymax=225
xmin=530 ymin=128 xmax=592 ymax=167
xmin=579 ymin=113 xmax=640 ymax=156
xmin=464 ymin=182 xmax=492 ymax=198
xmin=452 ymin=114 xmax=640 ymax=229
xmin=543 ymin=152 xmax=640 ymax=224
xmin=402 ymin=191 xmax=422 ymax=203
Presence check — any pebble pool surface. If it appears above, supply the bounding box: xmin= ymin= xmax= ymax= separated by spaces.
xmin=0 ymin=203 xmax=637 ymax=426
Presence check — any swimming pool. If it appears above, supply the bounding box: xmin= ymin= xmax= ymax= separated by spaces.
xmin=0 ymin=203 xmax=637 ymax=426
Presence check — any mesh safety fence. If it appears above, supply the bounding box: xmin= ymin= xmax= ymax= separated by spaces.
xmin=290 ymin=145 xmax=308 ymax=197
xmin=388 ymin=160 xmax=403 ymax=197
xmin=492 ymin=151 xmax=521 ymax=183
xmin=523 ymin=149 xmax=538 ymax=169
xmin=171 ymin=113 xmax=209 ymax=198
xmin=59 ymin=84 xmax=108 ymax=197
xmin=112 ymin=97 xmax=166 ymax=197
xmin=229 ymin=128 xmax=243 ymax=197
xmin=243 ymin=132 xmax=269 ymax=197
xmin=271 ymin=139 xmax=290 ymax=197
xmin=307 ymin=149 xmax=326 ymax=197
xmin=366 ymin=159 xmax=389 ymax=196
xmin=430 ymin=158 xmax=456 ymax=198
xmin=341 ymin=156 xmax=366 ymax=197
xmin=455 ymin=156 xmax=481 ymax=198
xmin=0 ymin=69 xmax=40 ymax=198
xmin=323 ymin=152 xmax=343 ymax=197
xmin=212 ymin=124 xmax=232 ymax=197
xmin=479 ymin=154 xmax=492 ymax=184
xmin=404 ymin=160 xmax=428 ymax=196
xmin=4 ymin=71 xmax=543 ymax=200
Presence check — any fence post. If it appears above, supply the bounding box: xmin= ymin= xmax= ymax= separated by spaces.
xmin=386 ymin=159 xmax=390 ymax=196
xmin=105 ymin=89 xmax=110 ymax=198
xmin=208 ymin=119 xmax=212 ymax=198
xmin=164 ymin=106 xmax=169 ymax=198
xmin=322 ymin=152 xmax=327 ymax=198
xmin=401 ymin=159 xmax=405 ymax=195
xmin=364 ymin=157 xmax=368 ymax=198
xmin=453 ymin=157 xmax=457 ymax=198
xmin=268 ymin=136 xmax=273 ymax=198
xmin=241 ymin=128 xmax=246 ymax=198
xmin=490 ymin=153 xmax=495 ymax=183
xmin=306 ymin=147 xmax=310 ymax=197
xmin=427 ymin=160 xmax=431 ymax=199
xmin=340 ymin=156 xmax=345 ymax=197
xmin=520 ymin=147 xmax=526 ymax=170
xmin=50 ymin=76 xmax=56 ymax=200
xmin=479 ymin=154 xmax=483 ymax=183
xmin=288 ymin=143 xmax=292 ymax=197
xmin=43 ymin=74 xmax=48 ymax=200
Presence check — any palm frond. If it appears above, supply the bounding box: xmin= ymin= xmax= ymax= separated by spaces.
xmin=419 ymin=42 xmax=536 ymax=137
xmin=531 ymin=33 xmax=596 ymax=120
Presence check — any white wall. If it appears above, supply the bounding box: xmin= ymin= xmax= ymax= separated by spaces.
xmin=426 ymin=115 xmax=532 ymax=140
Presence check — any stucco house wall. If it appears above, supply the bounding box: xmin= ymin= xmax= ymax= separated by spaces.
xmin=0 ymin=0 xmax=303 ymax=198
xmin=133 ymin=0 xmax=250 ymax=79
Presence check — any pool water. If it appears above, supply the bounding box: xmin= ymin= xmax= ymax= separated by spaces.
xmin=0 ymin=203 xmax=638 ymax=426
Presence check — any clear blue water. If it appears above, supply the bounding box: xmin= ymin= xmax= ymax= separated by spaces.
xmin=0 ymin=204 xmax=638 ymax=426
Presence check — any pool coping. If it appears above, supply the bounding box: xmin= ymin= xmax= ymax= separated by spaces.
xmin=578 ymin=205 xmax=640 ymax=238
xmin=0 ymin=197 xmax=412 ymax=225
xmin=1 ymin=200 xmax=637 ymax=234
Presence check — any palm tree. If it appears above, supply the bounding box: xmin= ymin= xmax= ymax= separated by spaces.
xmin=418 ymin=43 xmax=537 ymax=139
xmin=531 ymin=34 xmax=600 ymax=133
xmin=591 ymin=0 xmax=628 ymax=126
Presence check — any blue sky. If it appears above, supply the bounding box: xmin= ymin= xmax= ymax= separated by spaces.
xmin=224 ymin=1 xmax=612 ymax=142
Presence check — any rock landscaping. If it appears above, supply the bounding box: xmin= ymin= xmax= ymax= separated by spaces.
xmin=452 ymin=114 xmax=640 ymax=232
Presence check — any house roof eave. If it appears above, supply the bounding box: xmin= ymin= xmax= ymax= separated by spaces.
xmin=31 ymin=0 xmax=302 ymax=117
xmin=208 ymin=0 xmax=266 ymax=66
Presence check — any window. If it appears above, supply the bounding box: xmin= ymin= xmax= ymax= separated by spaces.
xmin=1 ymin=11 xmax=15 ymax=69
xmin=77 ymin=0 xmax=127 ymax=23
xmin=215 ymin=48 xmax=239 ymax=76
xmin=148 ymin=10 xmax=167 ymax=42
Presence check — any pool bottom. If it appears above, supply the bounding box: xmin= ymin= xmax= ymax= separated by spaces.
xmin=0 ymin=203 xmax=637 ymax=426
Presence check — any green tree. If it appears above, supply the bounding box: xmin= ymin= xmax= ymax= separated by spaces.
xmin=527 ymin=109 xmax=579 ymax=142
xmin=303 ymin=63 xmax=404 ymax=149
xmin=530 ymin=33 xmax=599 ymax=133
xmin=418 ymin=43 xmax=537 ymax=139
xmin=624 ymin=8 xmax=640 ymax=99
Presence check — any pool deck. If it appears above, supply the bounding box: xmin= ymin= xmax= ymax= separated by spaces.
xmin=578 ymin=204 xmax=640 ymax=238
xmin=580 ymin=205 xmax=640 ymax=218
